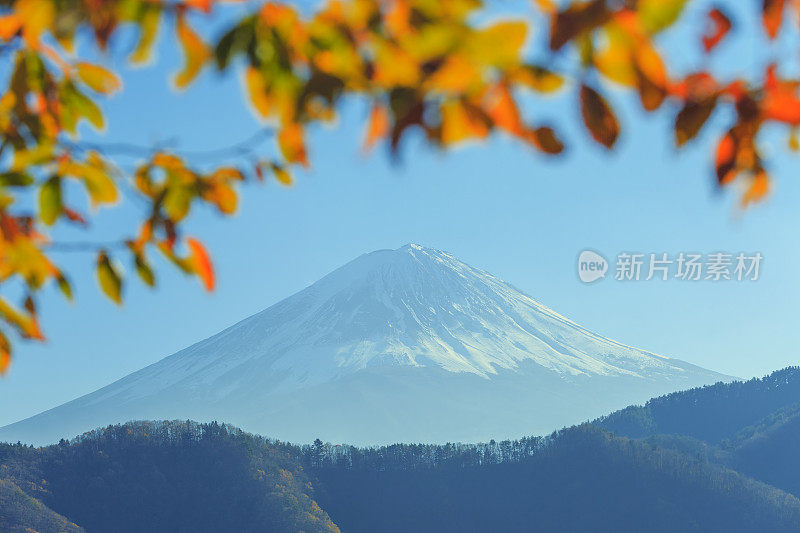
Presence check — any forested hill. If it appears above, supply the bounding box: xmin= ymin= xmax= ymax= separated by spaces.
xmin=0 ymin=478 xmax=83 ymax=533
xmin=596 ymin=367 xmax=800 ymax=444
xmin=0 ymin=421 xmax=339 ymax=533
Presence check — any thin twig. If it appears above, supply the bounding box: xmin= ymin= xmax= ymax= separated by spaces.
xmin=63 ymin=128 xmax=276 ymax=162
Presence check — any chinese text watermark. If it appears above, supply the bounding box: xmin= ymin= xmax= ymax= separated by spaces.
xmin=578 ymin=251 xmax=762 ymax=283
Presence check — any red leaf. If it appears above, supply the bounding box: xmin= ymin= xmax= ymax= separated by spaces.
xmin=762 ymin=0 xmax=785 ymax=39
xmin=702 ymin=8 xmax=732 ymax=53
xmin=580 ymin=84 xmax=620 ymax=149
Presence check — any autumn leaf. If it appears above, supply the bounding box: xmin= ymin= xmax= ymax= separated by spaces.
xmin=580 ymin=84 xmax=620 ymax=148
xmin=511 ymin=65 xmax=565 ymax=94
xmin=637 ymin=0 xmax=690 ymax=34
xmin=15 ymin=0 xmax=55 ymax=46
xmin=550 ymin=0 xmax=611 ymax=51
xmin=245 ymin=67 xmax=272 ymax=118
xmin=75 ymin=62 xmax=122 ymax=95
xmin=0 ymin=15 xmax=22 ymax=41
xmin=187 ymin=238 xmax=214 ymax=291
xmin=97 ymin=252 xmax=123 ymax=305
xmin=278 ymin=124 xmax=309 ymax=166
xmin=715 ymin=131 xmax=738 ymax=184
xmin=130 ymin=8 xmax=161 ymax=64
xmin=675 ymin=97 xmax=718 ymax=147
xmin=39 ymin=175 xmax=62 ymax=225
xmin=485 ymin=84 xmax=523 ymax=136
xmin=271 ymin=162 xmax=293 ymax=186
xmin=741 ymin=171 xmax=769 ymax=207
xmin=441 ymin=100 xmax=490 ymax=145
xmin=702 ymin=8 xmax=732 ymax=53
xmin=527 ymin=126 xmax=565 ymax=155
xmin=174 ymin=16 xmax=210 ymax=89
xmin=762 ymin=0 xmax=785 ymax=39
xmin=0 ymin=331 xmax=9 ymax=375
xmin=364 ymin=103 xmax=390 ymax=152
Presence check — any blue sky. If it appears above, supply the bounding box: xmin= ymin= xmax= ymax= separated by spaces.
xmin=3 ymin=0 xmax=800 ymax=426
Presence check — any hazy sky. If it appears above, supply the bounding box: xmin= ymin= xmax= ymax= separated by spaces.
xmin=3 ymin=0 xmax=800 ymax=426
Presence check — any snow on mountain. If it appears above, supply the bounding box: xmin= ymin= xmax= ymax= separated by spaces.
xmin=0 ymin=244 xmax=732 ymax=445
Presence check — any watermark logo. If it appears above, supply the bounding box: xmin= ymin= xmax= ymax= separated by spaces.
xmin=578 ymin=250 xmax=763 ymax=283
xmin=578 ymin=250 xmax=609 ymax=283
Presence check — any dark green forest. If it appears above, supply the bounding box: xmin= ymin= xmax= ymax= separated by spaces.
xmin=3 ymin=368 xmax=800 ymax=532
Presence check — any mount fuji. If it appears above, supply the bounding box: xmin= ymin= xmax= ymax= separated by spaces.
xmin=1 ymin=244 xmax=731 ymax=445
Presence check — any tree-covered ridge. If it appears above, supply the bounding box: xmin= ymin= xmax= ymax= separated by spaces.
xmin=595 ymin=366 xmax=800 ymax=444
xmin=0 ymin=420 xmax=339 ymax=533
xmin=307 ymin=424 xmax=800 ymax=533
xmin=0 ymin=477 xmax=83 ymax=533
xmin=5 ymin=369 xmax=800 ymax=532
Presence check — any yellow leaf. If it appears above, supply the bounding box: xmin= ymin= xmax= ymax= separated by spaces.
xmin=130 ymin=8 xmax=161 ymax=64
xmin=187 ymin=238 xmax=214 ymax=291
xmin=469 ymin=21 xmax=528 ymax=67
xmin=97 ymin=252 xmax=122 ymax=305
xmin=15 ymin=0 xmax=54 ymax=46
xmin=594 ymin=25 xmax=636 ymax=87
xmin=511 ymin=64 xmax=565 ymax=94
xmin=0 ymin=297 xmax=43 ymax=340
xmin=75 ymin=62 xmax=122 ymax=94
xmin=271 ymin=162 xmax=293 ymax=185
xmin=426 ymin=55 xmax=482 ymax=94
xmin=245 ymin=67 xmax=272 ymax=118
xmin=441 ymin=100 xmax=489 ymax=145
xmin=174 ymin=16 xmax=209 ymax=89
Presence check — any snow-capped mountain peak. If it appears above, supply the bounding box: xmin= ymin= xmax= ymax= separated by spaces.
xmin=0 ymin=244 xmax=731 ymax=446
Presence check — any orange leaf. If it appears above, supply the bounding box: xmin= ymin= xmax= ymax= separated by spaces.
xmin=580 ymin=84 xmax=620 ymax=148
xmin=278 ymin=123 xmax=309 ymax=166
xmin=0 ymin=347 xmax=9 ymax=376
xmin=0 ymin=14 xmax=21 ymax=41
xmin=715 ymin=131 xmax=738 ymax=184
xmin=762 ymin=65 xmax=800 ymax=125
xmin=763 ymin=0 xmax=785 ymax=39
xmin=742 ymin=171 xmax=769 ymax=207
xmin=187 ymin=238 xmax=215 ymax=291
xmin=485 ymin=84 xmax=523 ymax=136
xmin=364 ymin=103 xmax=389 ymax=152
xmin=702 ymin=8 xmax=732 ymax=52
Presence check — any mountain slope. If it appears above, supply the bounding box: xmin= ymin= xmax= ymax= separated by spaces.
xmin=0 ymin=244 xmax=730 ymax=445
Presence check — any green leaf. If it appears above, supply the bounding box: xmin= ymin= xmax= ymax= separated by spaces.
xmin=97 ymin=252 xmax=123 ymax=305
xmin=638 ymin=0 xmax=690 ymax=34
xmin=39 ymin=176 xmax=62 ymax=226
xmin=0 ymin=172 xmax=35 ymax=187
